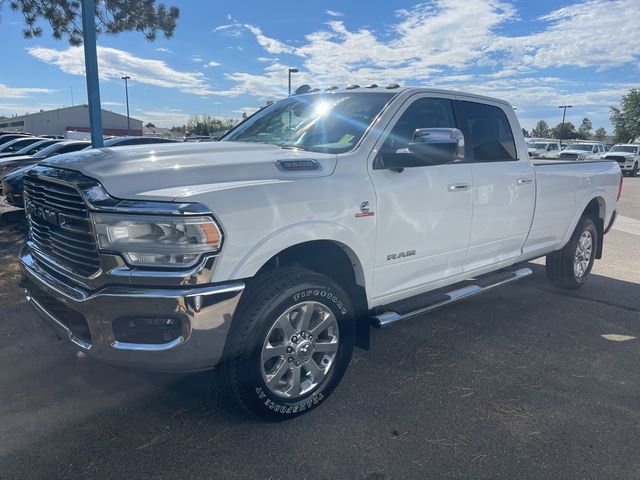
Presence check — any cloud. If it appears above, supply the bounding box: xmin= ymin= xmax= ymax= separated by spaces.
xmin=103 ymin=101 xmax=124 ymax=107
xmin=220 ymin=0 xmax=639 ymax=112
xmin=26 ymin=46 xmax=217 ymax=96
xmin=244 ymin=24 xmax=295 ymax=54
xmin=191 ymin=55 xmax=203 ymax=63
xmin=205 ymin=61 xmax=221 ymax=68
xmin=212 ymin=23 xmax=244 ymax=37
xmin=155 ymin=47 xmax=172 ymax=53
xmin=0 ymin=83 xmax=55 ymax=99
xmin=325 ymin=10 xmax=344 ymax=17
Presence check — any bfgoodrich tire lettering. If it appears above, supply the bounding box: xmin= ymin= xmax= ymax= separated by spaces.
xmin=220 ymin=267 xmax=355 ymax=420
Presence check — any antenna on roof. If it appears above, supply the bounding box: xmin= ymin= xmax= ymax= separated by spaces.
xmin=325 ymin=86 xmax=338 ymax=91
xmin=365 ymin=84 xmax=378 ymax=88
xmin=385 ymin=83 xmax=400 ymax=89
xmin=345 ymin=84 xmax=360 ymax=90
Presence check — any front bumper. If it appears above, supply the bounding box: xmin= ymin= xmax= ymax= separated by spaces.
xmin=20 ymin=249 xmax=245 ymax=372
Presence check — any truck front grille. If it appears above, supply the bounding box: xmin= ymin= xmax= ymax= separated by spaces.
xmin=23 ymin=175 xmax=100 ymax=277
xmin=560 ymin=153 xmax=579 ymax=160
xmin=604 ymin=156 xmax=626 ymax=163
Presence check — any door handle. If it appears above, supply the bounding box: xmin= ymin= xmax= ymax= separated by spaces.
xmin=448 ymin=183 xmax=471 ymax=192
xmin=517 ymin=177 xmax=533 ymax=185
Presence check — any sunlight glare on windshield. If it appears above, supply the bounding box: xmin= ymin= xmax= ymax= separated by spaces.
xmin=313 ymin=101 xmax=333 ymax=117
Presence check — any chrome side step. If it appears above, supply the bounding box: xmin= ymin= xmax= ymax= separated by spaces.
xmin=371 ymin=267 xmax=533 ymax=328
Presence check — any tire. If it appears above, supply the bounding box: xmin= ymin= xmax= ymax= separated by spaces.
xmin=219 ymin=267 xmax=355 ymax=420
xmin=632 ymin=163 xmax=638 ymax=177
xmin=546 ymin=217 xmax=598 ymax=290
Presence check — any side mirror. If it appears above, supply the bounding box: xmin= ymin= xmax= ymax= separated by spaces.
xmin=374 ymin=128 xmax=465 ymax=171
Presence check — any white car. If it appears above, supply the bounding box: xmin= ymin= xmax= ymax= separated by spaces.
xmin=20 ymin=86 xmax=622 ymax=419
xmin=604 ymin=144 xmax=639 ymax=176
xmin=559 ymin=142 xmax=607 ymax=161
xmin=526 ymin=139 xmax=561 ymax=158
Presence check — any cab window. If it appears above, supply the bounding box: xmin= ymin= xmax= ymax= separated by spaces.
xmin=381 ymin=97 xmax=456 ymax=153
xmin=455 ymin=101 xmax=517 ymax=162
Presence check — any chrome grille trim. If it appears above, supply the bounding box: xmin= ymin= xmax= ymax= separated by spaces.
xmin=23 ymin=174 xmax=100 ymax=277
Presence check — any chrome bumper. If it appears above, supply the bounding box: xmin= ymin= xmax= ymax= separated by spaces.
xmin=20 ymin=249 xmax=245 ymax=372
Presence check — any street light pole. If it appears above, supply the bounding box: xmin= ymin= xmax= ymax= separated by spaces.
xmin=288 ymin=68 xmax=299 ymax=96
xmin=121 ymin=76 xmax=131 ymax=136
xmin=81 ymin=0 xmax=104 ymax=148
xmin=558 ymin=105 xmax=572 ymax=140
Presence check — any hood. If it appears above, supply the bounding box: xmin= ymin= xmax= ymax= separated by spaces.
xmin=42 ymin=141 xmax=338 ymax=200
xmin=605 ymin=151 xmax=636 ymax=158
xmin=0 ymin=155 xmax=39 ymax=177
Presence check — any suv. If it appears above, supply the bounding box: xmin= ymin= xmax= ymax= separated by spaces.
xmin=559 ymin=142 xmax=607 ymax=161
xmin=604 ymin=144 xmax=639 ymax=176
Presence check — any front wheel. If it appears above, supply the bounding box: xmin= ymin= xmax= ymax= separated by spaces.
xmin=546 ymin=217 xmax=598 ymax=290
xmin=632 ymin=163 xmax=638 ymax=177
xmin=219 ymin=267 xmax=355 ymax=420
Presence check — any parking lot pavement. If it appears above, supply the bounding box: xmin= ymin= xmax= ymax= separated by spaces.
xmin=1 ymin=179 xmax=639 ymax=480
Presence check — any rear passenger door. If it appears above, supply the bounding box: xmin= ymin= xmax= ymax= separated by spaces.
xmin=454 ymin=99 xmax=535 ymax=272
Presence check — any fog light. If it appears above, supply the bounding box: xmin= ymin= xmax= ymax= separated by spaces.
xmin=113 ymin=317 xmax=182 ymax=344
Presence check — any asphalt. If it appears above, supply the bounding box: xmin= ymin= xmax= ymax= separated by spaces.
xmin=1 ymin=179 xmax=639 ymax=480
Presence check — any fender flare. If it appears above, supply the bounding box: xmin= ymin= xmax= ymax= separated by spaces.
xmin=560 ymin=189 xmax=607 ymax=256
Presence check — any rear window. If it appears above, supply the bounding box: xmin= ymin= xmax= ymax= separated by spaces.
xmin=456 ymin=101 xmax=517 ymax=162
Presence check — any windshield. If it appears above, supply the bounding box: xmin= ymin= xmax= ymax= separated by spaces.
xmin=566 ymin=144 xmax=594 ymax=151
xmin=222 ymin=92 xmax=394 ymax=153
xmin=609 ymin=146 xmax=638 ymax=153
xmin=33 ymin=142 xmax=76 ymax=157
xmin=17 ymin=140 xmax=55 ymax=155
xmin=528 ymin=143 xmax=549 ymax=149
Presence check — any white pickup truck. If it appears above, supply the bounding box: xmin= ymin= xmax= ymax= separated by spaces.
xmin=559 ymin=142 xmax=608 ymax=161
xmin=604 ymin=144 xmax=639 ymax=176
xmin=19 ymin=86 xmax=622 ymax=420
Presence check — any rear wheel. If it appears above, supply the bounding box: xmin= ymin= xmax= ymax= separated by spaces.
xmin=546 ymin=217 xmax=597 ymax=290
xmin=219 ymin=267 xmax=355 ymax=420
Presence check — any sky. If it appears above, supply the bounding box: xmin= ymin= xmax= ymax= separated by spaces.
xmin=0 ymin=0 xmax=639 ymax=132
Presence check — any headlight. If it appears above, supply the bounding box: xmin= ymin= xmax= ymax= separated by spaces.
xmin=92 ymin=213 xmax=222 ymax=268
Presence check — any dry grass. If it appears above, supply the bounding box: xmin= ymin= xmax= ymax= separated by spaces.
xmin=0 ymin=204 xmax=28 ymax=306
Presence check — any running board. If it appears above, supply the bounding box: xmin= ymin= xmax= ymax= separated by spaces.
xmin=371 ymin=267 xmax=533 ymax=328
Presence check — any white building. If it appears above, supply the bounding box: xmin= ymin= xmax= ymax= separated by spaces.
xmin=0 ymin=105 xmax=142 ymax=137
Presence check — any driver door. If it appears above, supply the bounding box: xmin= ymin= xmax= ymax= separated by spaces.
xmin=368 ymin=94 xmax=473 ymax=303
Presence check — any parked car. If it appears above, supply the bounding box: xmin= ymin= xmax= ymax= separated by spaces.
xmin=0 ymin=137 xmax=43 ymax=155
xmin=0 ymin=138 xmax=61 ymax=159
xmin=0 ymin=140 xmax=90 ymax=179
xmin=604 ymin=144 xmax=640 ymax=176
xmin=1 ymin=165 xmax=32 ymax=206
xmin=526 ymin=139 xmax=562 ymax=158
xmin=100 ymin=136 xmax=179 ymax=147
xmin=558 ymin=142 xmax=607 ymax=161
xmin=0 ymin=133 xmax=31 ymax=147
xmin=19 ymin=87 xmax=621 ymax=420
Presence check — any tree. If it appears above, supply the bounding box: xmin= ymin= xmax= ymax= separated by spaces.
xmin=1 ymin=0 xmax=179 ymax=45
xmin=594 ymin=127 xmax=606 ymax=141
xmin=172 ymin=115 xmax=239 ymax=136
xmin=577 ymin=117 xmax=592 ymax=140
xmin=551 ymin=122 xmax=577 ymax=140
xmin=531 ymin=120 xmax=551 ymax=138
xmin=610 ymin=88 xmax=640 ymax=143
xmin=145 ymin=122 xmax=156 ymax=128
xmin=521 ymin=127 xmax=530 ymax=138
